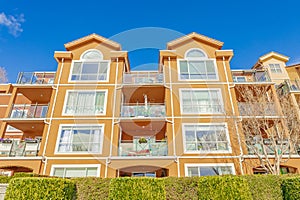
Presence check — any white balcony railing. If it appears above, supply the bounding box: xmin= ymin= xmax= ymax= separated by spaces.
xmin=10 ymin=104 xmax=48 ymax=118
xmin=123 ymin=72 xmax=164 ymax=85
xmin=121 ymin=103 xmax=165 ymax=118
xmin=17 ymin=72 xmax=55 ymax=84
xmin=0 ymin=139 xmax=41 ymax=157
xmin=119 ymin=140 xmax=167 ymax=157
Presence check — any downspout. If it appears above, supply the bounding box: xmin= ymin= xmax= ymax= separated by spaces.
xmin=106 ymin=57 xmax=119 ymax=178
xmin=221 ymin=56 xmax=244 ymax=175
xmin=42 ymin=58 xmax=64 ymax=175
xmin=167 ymin=56 xmax=180 ymax=177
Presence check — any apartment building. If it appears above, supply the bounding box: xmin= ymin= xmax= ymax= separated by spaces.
xmin=0 ymin=32 xmax=299 ymax=177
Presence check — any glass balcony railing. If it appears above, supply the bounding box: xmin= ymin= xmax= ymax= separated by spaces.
xmin=277 ymin=79 xmax=300 ymax=93
xmin=121 ymin=104 xmax=166 ymax=118
xmin=123 ymin=72 xmax=164 ymax=85
xmin=10 ymin=104 xmax=48 ymax=118
xmin=232 ymin=70 xmax=271 ymax=83
xmin=247 ymin=140 xmax=291 ymax=155
xmin=0 ymin=139 xmax=41 ymax=157
xmin=119 ymin=140 xmax=168 ymax=156
xmin=238 ymin=102 xmax=277 ymax=116
xmin=16 ymin=72 xmax=55 ymax=84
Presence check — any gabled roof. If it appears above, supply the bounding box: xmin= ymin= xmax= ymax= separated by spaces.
xmin=167 ymin=32 xmax=224 ymax=49
xmin=64 ymin=33 xmax=121 ymax=51
xmin=258 ymin=51 xmax=289 ymax=63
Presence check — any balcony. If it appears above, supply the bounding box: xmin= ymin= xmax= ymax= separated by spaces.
xmin=16 ymin=72 xmax=55 ymax=84
xmin=119 ymin=139 xmax=168 ymax=157
xmin=232 ymin=70 xmax=270 ymax=83
xmin=121 ymin=103 xmax=166 ymax=118
xmin=247 ymin=139 xmax=290 ymax=155
xmin=123 ymin=72 xmax=164 ymax=85
xmin=238 ymin=102 xmax=277 ymax=116
xmin=10 ymin=104 xmax=48 ymax=118
xmin=0 ymin=139 xmax=41 ymax=157
xmin=277 ymin=79 xmax=300 ymax=93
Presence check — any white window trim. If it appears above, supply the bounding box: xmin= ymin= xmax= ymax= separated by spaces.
xmin=179 ymin=88 xmax=224 ymax=115
xmin=184 ymin=48 xmax=208 ymax=59
xmin=62 ymin=89 xmax=108 ymax=116
xmin=54 ymin=124 xmax=105 ymax=155
xmin=177 ymin=58 xmax=219 ymax=81
xmin=50 ymin=164 xmax=101 ymax=177
xmin=80 ymin=49 xmax=103 ymax=60
xmin=269 ymin=63 xmax=282 ymax=73
xmin=184 ymin=163 xmax=235 ymax=177
xmin=233 ymin=76 xmax=247 ymax=82
xmin=68 ymin=59 xmax=111 ymax=83
xmin=182 ymin=123 xmax=232 ymax=154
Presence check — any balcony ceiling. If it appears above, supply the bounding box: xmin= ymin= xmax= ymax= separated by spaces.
xmin=120 ymin=120 xmax=166 ymax=136
xmin=5 ymin=120 xmax=45 ymax=133
xmin=122 ymin=86 xmax=165 ymax=103
xmin=17 ymin=87 xmax=53 ymax=104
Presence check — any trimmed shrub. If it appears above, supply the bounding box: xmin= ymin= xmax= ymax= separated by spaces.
xmin=164 ymin=177 xmax=199 ymax=200
xmin=13 ymin=172 xmax=39 ymax=177
xmin=72 ymin=177 xmax=111 ymax=200
xmin=244 ymin=175 xmax=283 ymax=200
xmin=4 ymin=177 xmax=76 ymax=200
xmin=281 ymin=177 xmax=300 ymax=200
xmin=198 ymin=175 xmax=252 ymax=200
xmin=0 ymin=176 xmax=11 ymax=183
xmin=108 ymin=177 xmax=165 ymax=200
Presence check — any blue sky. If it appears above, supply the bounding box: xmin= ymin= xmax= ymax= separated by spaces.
xmin=1 ymin=0 xmax=300 ymax=82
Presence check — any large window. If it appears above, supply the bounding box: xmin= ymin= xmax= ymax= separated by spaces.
xmin=183 ymin=124 xmax=230 ymax=153
xmin=63 ymin=90 xmax=107 ymax=115
xmin=51 ymin=164 xmax=100 ymax=178
xmin=180 ymin=89 xmax=223 ymax=114
xmin=185 ymin=164 xmax=235 ymax=177
xmin=269 ymin=64 xmax=282 ymax=73
xmin=56 ymin=125 xmax=104 ymax=153
xmin=70 ymin=49 xmax=109 ymax=81
xmin=178 ymin=48 xmax=217 ymax=80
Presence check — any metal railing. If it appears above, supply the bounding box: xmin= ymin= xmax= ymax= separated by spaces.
xmin=121 ymin=103 xmax=166 ymax=118
xmin=16 ymin=72 xmax=55 ymax=84
xmin=123 ymin=72 xmax=164 ymax=84
xmin=247 ymin=143 xmax=290 ymax=155
xmin=119 ymin=140 xmax=168 ymax=156
xmin=238 ymin=102 xmax=277 ymax=116
xmin=10 ymin=104 xmax=48 ymax=118
xmin=0 ymin=139 xmax=41 ymax=157
xmin=232 ymin=70 xmax=271 ymax=83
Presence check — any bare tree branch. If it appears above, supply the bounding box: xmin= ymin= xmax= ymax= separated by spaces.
xmin=0 ymin=67 xmax=8 ymax=83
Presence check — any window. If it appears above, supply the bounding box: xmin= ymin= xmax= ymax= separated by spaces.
xmin=70 ymin=49 xmax=109 ymax=81
xmin=56 ymin=125 xmax=104 ymax=153
xmin=183 ymin=124 xmax=230 ymax=153
xmin=233 ymin=76 xmax=246 ymax=82
xmin=51 ymin=164 xmax=100 ymax=178
xmin=63 ymin=90 xmax=107 ymax=115
xmin=185 ymin=164 xmax=235 ymax=177
xmin=178 ymin=48 xmax=217 ymax=80
xmin=180 ymin=89 xmax=223 ymax=114
xmin=269 ymin=64 xmax=282 ymax=73
xmin=70 ymin=61 xmax=109 ymax=81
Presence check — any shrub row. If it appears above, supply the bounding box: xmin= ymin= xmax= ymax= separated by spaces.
xmin=5 ymin=178 xmax=76 ymax=200
xmin=2 ymin=175 xmax=300 ymax=199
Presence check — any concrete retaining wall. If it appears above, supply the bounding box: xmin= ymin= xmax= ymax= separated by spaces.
xmin=0 ymin=184 xmax=8 ymax=200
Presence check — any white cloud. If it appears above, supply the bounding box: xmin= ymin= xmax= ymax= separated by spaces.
xmin=0 ymin=12 xmax=25 ymax=37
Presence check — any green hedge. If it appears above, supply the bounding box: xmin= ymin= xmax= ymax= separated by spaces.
xmin=72 ymin=177 xmax=111 ymax=200
xmin=0 ymin=176 xmax=11 ymax=183
xmin=164 ymin=177 xmax=199 ymax=200
xmin=108 ymin=177 xmax=165 ymax=200
xmin=198 ymin=176 xmax=252 ymax=200
xmin=281 ymin=177 xmax=300 ymax=200
xmin=244 ymin=175 xmax=283 ymax=200
xmin=4 ymin=177 xmax=76 ymax=200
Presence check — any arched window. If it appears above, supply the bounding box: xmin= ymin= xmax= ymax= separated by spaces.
xmin=70 ymin=49 xmax=109 ymax=82
xmin=185 ymin=48 xmax=207 ymax=59
xmin=178 ymin=48 xmax=217 ymax=80
xmin=81 ymin=49 xmax=103 ymax=60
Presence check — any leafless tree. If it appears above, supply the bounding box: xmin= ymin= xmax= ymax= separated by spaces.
xmin=0 ymin=67 xmax=8 ymax=83
xmin=235 ymin=85 xmax=300 ymax=175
